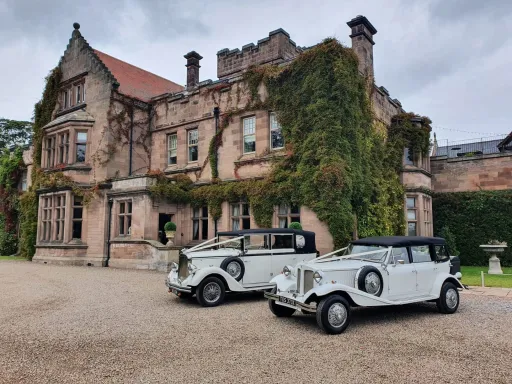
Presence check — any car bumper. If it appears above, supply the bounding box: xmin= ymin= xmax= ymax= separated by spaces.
xmin=165 ymin=277 xmax=192 ymax=294
xmin=264 ymin=292 xmax=317 ymax=313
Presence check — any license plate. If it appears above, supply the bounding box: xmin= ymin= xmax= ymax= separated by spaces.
xmin=279 ymin=296 xmax=296 ymax=306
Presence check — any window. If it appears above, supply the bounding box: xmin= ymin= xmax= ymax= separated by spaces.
xmin=72 ymin=196 xmax=83 ymax=240
xmin=434 ymin=245 xmax=450 ymax=263
xmin=45 ymin=137 xmax=56 ymax=168
xmin=243 ymin=116 xmax=256 ymax=153
xmin=244 ymin=234 xmax=268 ymax=250
xmin=423 ymin=197 xmax=431 ymax=237
xmin=188 ymin=129 xmax=198 ymax=162
xmin=271 ymin=234 xmax=294 ymax=250
xmin=391 ymin=247 xmax=409 ymax=264
xmin=68 ymin=90 xmax=72 ymax=108
xmin=167 ymin=134 xmax=177 ymax=165
xmin=406 ymin=197 xmax=417 ymax=236
xmin=76 ymin=85 xmax=81 ymax=104
xmin=277 ymin=204 xmax=301 ymax=228
xmin=54 ymin=195 xmax=66 ymax=242
xmin=270 ymin=113 xmax=284 ymax=150
xmin=41 ymin=196 xmax=53 ymax=242
xmin=231 ymin=203 xmax=250 ymax=230
xmin=118 ymin=201 xmax=132 ymax=236
xmin=64 ymin=91 xmax=69 ymax=109
xmin=57 ymin=132 xmax=69 ymax=165
xmin=404 ymin=147 xmax=415 ymax=166
xmin=76 ymin=132 xmax=87 ymax=163
xmin=411 ymin=245 xmax=432 ymax=263
xmin=82 ymin=85 xmax=86 ymax=102
xmin=21 ymin=171 xmax=27 ymax=192
xmin=192 ymin=206 xmax=208 ymax=240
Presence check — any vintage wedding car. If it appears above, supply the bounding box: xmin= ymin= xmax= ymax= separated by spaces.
xmin=165 ymin=229 xmax=318 ymax=306
xmin=265 ymin=236 xmax=465 ymax=334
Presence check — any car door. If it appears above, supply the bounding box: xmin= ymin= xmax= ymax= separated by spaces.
xmin=386 ymin=247 xmax=419 ymax=300
xmin=241 ymin=234 xmax=271 ymax=285
xmin=411 ymin=245 xmax=437 ymax=296
xmin=270 ymin=234 xmax=296 ymax=280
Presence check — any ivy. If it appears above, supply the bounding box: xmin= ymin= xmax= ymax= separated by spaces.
xmin=433 ymin=191 xmax=512 ymax=266
xmin=151 ymin=38 xmax=432 ymax=249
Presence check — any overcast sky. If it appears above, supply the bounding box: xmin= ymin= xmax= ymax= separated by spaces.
xmin=1 ymin=0 xmax=511 ymax=143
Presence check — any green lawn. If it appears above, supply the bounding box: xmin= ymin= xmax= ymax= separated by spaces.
xmin=461 ymin=266 xmax=512 ymax=288
xmin=0 ymin=256 xmax=27 ymax=261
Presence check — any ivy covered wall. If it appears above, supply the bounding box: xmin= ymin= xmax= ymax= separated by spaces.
xmin=433 ymin=190 xmax=512 ymax=266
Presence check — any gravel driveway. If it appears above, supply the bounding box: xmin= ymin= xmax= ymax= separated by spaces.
xmin=0 ymin=262 xmax=511 ymax=384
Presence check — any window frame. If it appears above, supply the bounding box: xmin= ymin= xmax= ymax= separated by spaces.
xmin=410 ymin=245 xmax=433 ymax=263
xmin=75 ymin=131 xmax=87 ymax=163
xmin=242 ymin=116 xmax=256 ymax=154
xmin=406 ymin=196 xmax=417 ymax=236
xmin=188 ymin=129 xmax=198 ymax=163
xmin=192 ymin=206 xmax=208 ymax=241
xmin=72 ymin=195 xmax=83 ymax=240
xmin=231 ymin=202 xmax=251 ymax=230
xmin=423 ymin=196 xmax=431 ymax=237
xmin=39 ymin=194 xmax=67 ymax=243
xmin=269 ymin=112 xmax=284 ymax=150
xmin=277 ymin=204 xmax=301 ymax=228
xmin=167 ymin=133 xmax=178 ymax=165
xmin=118 ymin=200 xmax=132 ymax=237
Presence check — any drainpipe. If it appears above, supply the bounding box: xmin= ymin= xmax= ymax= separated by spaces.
xmin=128 ymin=105 xmax=134 ymax=176
xmin=213 ymin=106 xmax=220 ymax=235
xmin=105 ymin=198 xmax=113 ymax=267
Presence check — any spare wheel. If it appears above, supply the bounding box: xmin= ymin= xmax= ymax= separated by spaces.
xmin=220 ymin=257 xmax=245 ymax=281
xmin=356 ymin=266 xmax=383 ymax=297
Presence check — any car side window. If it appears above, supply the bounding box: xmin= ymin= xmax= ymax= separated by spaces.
xmin=244 ymin=235 xmax=268 ymax=250
xmin=390 ymin=247 xmax=409 ymax=264
xmin=411 ymin=245 xmax=432 ymax=263
xmin=271 ymin=234 xmax=294 ymax=250
xmin=434 ymin=245 xmax=450 ymax=262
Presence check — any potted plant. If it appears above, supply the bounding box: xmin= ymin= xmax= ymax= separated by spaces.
xmin=164 ymin=221 xmax=177 ymax=246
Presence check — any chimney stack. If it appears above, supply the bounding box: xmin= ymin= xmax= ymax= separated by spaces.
xmin=184 ymin=51 xmax=203 ymax=89
xmin=347 ymin=15 xmax=377 ymax=79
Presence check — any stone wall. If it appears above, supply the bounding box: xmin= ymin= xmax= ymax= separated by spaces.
xmin=431 ymin=153 xmax=512 ymax=192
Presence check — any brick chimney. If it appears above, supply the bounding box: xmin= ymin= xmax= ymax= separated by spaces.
xmin=347 ymin=15 xmax=377 ymax=79
xmin=184 ymin=51 xmax=203 ymax=89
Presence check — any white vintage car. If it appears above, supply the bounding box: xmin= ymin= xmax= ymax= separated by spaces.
xmin=166 ymin=229 xmax=318 ymax=307
xmin=265 ymin=236 xmax=465 ymax=334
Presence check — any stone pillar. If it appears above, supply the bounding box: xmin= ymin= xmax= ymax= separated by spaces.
xmin=347 ymin=15 xmax=378 ymax=79
xmin=184 ymin=51 xmax=203 ymax=89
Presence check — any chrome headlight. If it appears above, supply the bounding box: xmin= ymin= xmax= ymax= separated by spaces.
xmin=282 ymin=265 xmax=293 ymax=277
xmin=171 ymin=262 xmax=178 ymax=271
xmin=313 ymin=271 xmax=323 ymax=283
xmin=188 ymin=263 xmax=197 ymax=274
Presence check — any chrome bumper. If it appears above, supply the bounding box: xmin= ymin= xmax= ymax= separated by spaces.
xmin=264 ymin=292 xmax=316 ymax=313
xmin=166 ymin=278 xmax=192 ymax=294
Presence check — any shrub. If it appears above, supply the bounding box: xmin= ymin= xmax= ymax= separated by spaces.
xmin=288 ymin=222 xmax=302 ymax=230
xmin=438 ymin=226 xmax=459 ymax=256
xmin=164 ymin=221 xmax=177 ymax=231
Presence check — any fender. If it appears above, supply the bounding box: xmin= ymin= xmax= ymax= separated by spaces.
xmin=431 ymin=272 xmax=465 ymax=296
xmin=270 ymin=273 xmax=297 ymax=293
xmin=187 ymin=266 xmax=246 ymax=292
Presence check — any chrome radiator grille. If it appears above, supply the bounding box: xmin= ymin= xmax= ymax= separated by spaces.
xmin=178 ymin=254 xmax=189 ymax=280
xmin=296 ymin=268 xmax=301 ymax=293
xmin=304 ymin=270 xmax=314 ymax=293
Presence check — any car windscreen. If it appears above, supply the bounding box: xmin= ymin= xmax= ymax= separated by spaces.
xmin=217 ymin=236 xmax=242 ymax=249
xmin=345 ymin=244 xmax=388 ymax=262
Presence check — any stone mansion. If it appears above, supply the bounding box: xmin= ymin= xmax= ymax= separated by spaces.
xmin=27 ymin=16 xmax=433 ymax=269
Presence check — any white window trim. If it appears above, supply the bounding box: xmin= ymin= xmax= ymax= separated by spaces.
xmin=188 ymin=129 xmax=198 ymax=163
xmin=269 ymin=112 xmax=284 ymax=150
xmin=242 ymin=116 xmax=256 ymax=154
xmin=167 ymin=133 xmax=178 ymax=165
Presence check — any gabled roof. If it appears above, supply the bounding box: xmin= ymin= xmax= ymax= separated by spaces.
xmin=93 ymin=49 xmax=184 ymax=102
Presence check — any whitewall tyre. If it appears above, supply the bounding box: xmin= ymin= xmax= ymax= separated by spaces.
xmin=436 ymin=282 xmax=460 ymax=314
xmin=196 ymin=277 xmax=226 ymax=307
xmin=316 ymin=295 xmax=351 ymax=334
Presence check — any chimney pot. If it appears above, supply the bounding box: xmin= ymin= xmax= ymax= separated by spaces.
xmin=184 ymin=51 xmax=203 ymax=89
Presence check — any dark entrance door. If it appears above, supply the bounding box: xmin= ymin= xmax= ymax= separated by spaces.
xmin=158 ymin=213 xmax=173 ymax=244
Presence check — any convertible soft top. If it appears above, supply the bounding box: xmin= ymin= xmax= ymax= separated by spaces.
xmin=351 ymin=236 xmax=446 ymax=247
xmin=217 ymin=228 xmax=317 ymax=254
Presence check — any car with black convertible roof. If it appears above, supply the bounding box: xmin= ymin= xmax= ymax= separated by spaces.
xmin=265 ymin=236 xmax=465 ymax=334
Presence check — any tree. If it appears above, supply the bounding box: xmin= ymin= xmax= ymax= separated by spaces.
xmin=0 ymin=118 xmax=33 ymax=149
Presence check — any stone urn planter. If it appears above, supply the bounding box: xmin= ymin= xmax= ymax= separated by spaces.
xmin=479 ymin=241 xmax=508 ymax=275
xmin=164 ymin=222 xmax=177 ymax=246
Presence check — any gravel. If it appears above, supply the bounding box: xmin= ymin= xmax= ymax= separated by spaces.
xmin=0 ymin=261 xmax=511 ymax=384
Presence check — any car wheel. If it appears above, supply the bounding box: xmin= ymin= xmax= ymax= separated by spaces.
xmin=316 ymin=295 xmax=351 ymax=334
xmin=196 ymin=277 xmax=226 ymax=307
xmin=220 ymin=257 xmax=245 ymax=281
xmin=268 ymin=288 xmax=295 ymax=317
xmin=356 ymin=266 xmax=383 ymax=297
xmin=436 ymin=282 xmax=459 ymax=314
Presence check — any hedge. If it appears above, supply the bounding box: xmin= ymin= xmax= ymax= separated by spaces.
xmin=432 ymin=190 xmax=512 ymax=266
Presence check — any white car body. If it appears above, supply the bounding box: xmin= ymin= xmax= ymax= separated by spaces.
xmin=166 ymin=229 xmax=318 ymax=306
xmin=265 ymin=236 xmax=465 ymax=333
